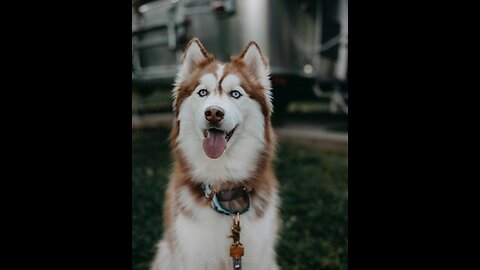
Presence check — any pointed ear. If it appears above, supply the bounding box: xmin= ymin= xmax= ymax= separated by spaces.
xmin=177 ymin=38 xmax=210 ymax=80
xmin=239 ymin=41 xmax=270 ymax=82
xmin=172 ymin=38 xmax=210 ymax=108
xmin=239 ymin=41 xmax=273 ymax=113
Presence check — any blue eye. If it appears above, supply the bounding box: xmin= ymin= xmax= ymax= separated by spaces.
xmin=230 ymin=90 xmax=242 ymax=99
xmin=198 ymin=89 xmax=208 ymax=97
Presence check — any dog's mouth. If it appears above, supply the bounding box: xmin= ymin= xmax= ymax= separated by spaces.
xmin=202 ymin=126 xmax=237 ymax=159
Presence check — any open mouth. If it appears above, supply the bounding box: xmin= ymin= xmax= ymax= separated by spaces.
xmin=202 ymin=126 xmax=237 ymax=159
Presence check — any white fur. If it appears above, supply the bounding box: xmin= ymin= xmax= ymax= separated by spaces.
xmin=241 ymin=43 xmax=273 ymax=112
xmin=176 ymin=71 xmax=267 ymax=184
xmin=152 ymin=188 xmax=279 ymax=270
xmin=216 ymin=63 xmax=225 ymax=84
xmin=174 ymin=41 xmax=206 ymax=89
xmin=153 ymin=41 xmax=279 ymax=270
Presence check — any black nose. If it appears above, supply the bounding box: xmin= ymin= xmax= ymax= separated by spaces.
xmin=205 ymin=106 xmax=224 ymax=123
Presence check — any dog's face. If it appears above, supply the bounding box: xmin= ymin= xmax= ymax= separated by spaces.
xmin=171 ymin=39 xmax=274 ymax=182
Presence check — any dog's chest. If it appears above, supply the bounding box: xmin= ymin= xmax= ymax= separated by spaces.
xmin=173 ymin=191 xmax=278 ymax=269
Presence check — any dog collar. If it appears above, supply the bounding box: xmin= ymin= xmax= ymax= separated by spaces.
xmin=201 ymin=183 xmax=251 ymax=216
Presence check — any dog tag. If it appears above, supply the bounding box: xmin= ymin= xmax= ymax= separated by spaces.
xmin=230 ymin=243 xmax=244 ymax=259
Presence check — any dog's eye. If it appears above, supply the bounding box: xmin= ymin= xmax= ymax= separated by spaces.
xmin=197 ymin=89 xmax=208 ymax=97
xmin=230 ymin=90 xmax=242 ymax=99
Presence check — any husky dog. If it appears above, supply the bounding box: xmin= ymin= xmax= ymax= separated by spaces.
xmin=151 ymin=38 xmax=280 ymax=270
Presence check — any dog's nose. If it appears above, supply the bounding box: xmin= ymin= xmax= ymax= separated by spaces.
xmin=205 ymin=106 xmax=224 ymax=123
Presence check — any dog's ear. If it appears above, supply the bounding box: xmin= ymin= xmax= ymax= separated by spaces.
xmin=239 ymin=41 xmax=270 ymax=84
xmin=172 ymin=38 xmax=211 ymax=108
xmin=239 ymin=41 xmax=272 ymax=111
xmin=177 ymin=38 xmax=209 ymax=80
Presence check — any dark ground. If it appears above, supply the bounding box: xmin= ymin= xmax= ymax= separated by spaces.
xmin=132 ymin=128 xmax=348 ymax=270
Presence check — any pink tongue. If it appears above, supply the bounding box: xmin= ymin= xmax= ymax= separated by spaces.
xmin=202 ymin=130 xmax=227 ymax=159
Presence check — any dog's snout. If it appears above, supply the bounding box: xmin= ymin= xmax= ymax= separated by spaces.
xmin=205 ymin=106 xmax=224 ymax=123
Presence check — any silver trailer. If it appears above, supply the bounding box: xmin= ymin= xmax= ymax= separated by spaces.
xmin=132 ymin=0 xmax=348 ymax=114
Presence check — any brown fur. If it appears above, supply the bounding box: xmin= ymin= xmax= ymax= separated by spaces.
xmin=163 ymin=40 xmax=277 ymax=251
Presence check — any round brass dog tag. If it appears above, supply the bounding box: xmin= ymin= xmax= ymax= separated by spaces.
xmin=230 ymin=243 xmax=244 ymax=259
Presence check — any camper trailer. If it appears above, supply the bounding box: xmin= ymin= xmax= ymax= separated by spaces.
xmin=132 ymin=0 xmax=348 ymax=115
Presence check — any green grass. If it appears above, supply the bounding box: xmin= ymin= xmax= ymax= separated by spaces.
xmin=132 ymin=91 xmax=173 ymax=112
xmin=288 ymin=101 xmax=331 ymax=113
xmin=132 ymin=128 xmax=348 ymax=270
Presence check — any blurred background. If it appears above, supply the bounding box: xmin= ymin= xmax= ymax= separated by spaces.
xmin=132 ymin=0 xmax=348 ymax=269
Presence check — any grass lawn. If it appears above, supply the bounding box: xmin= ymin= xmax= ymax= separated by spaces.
xmin=132 ymin=128 xmax=348 ymax=270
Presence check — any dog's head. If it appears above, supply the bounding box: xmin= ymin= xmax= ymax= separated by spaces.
xmin=171 ymin=38 xmax=274 ymax=182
